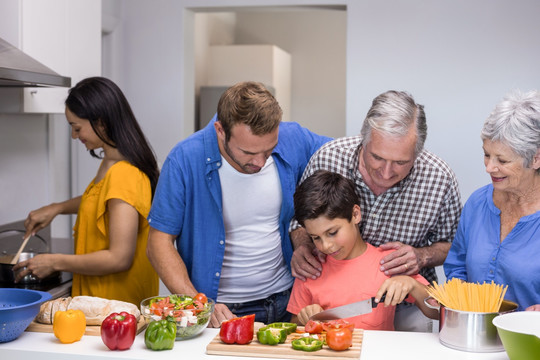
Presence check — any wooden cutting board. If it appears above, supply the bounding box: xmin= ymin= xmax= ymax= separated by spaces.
xmin=206 ymin=326 xmax=363 ymax=360
xmin=25 ymin=316 xmax=147 ymax=336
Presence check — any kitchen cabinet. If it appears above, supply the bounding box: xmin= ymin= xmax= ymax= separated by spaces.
xmin=0 ymin=0 xmax=101 ymax=113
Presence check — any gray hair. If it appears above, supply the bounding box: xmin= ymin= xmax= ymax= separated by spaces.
xmin=360 ymin=90 xmax=427 ymax=156
xmin=481 ymin=90 xmax=540 ymax=170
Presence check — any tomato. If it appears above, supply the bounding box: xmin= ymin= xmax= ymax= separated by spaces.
xmin=326 ymin=327 xmax=353 ymax=351
xmin=304 ymin=320 xmax=324 ymax=334
xmin=194 ymin=292 xmax=208 ymax=304
xmin=322 ymin=319 xmax=355 ymax=332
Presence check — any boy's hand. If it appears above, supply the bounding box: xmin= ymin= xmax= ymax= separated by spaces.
xmin=298 ymin=304 xmax=324 ymax=325
xmin=376 ymin=275 xmax=416 ymax=306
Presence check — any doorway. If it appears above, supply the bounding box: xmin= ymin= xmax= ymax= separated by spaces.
xmin=188 ymin=6 xmax=347 ymax=139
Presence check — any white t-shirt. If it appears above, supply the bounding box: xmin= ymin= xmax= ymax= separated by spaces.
xmin=217 ymin=155 xmax=294 ymax=303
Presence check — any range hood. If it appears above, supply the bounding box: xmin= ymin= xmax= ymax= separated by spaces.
xmin=0 ymin=37 xmax=71 ymax=88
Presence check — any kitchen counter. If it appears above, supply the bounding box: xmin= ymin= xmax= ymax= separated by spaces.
xmin=0 ymin=328 xmax=510 ymax=360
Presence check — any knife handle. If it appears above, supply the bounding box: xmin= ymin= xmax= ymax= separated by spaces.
xmin=372 ymin=293 xmax=386 ymax=307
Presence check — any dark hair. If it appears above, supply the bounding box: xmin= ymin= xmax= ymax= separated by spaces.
xmin=217 ymin=81 xmax=282 ymax=141
xmin=65 ymin=77 xmax=159 ymax=196
xmin=294 ymin=170 xmax=360 ymax=226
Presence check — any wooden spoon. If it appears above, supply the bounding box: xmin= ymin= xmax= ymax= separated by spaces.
xmin=10 ymin=235 xmax=32 ymax=265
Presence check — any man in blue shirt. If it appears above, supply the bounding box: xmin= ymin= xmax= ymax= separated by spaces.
xmin=147 ymin=82 xmax=331 ymax=327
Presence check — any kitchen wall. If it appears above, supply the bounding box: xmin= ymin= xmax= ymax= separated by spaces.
xmin=108 ymin=0 xmax=540 ymax=203
xmin=0 ymin=0 xmax=101 ymax=239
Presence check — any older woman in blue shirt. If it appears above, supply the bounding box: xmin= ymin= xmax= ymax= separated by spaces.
xmin=444 ymin=90 xmax=540 ymax=311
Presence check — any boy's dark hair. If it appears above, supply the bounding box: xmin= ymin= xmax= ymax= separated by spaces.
xmin=294 ymin=170 xmax=360 ymax=226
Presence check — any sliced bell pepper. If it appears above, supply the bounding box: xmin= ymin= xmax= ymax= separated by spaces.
xmin=256 ymin=326 xmax=287 ymax=345
xmin=291 ymin=337 xmax=323 ymax=352
xmin=219 ymin=314 xmax=255 ymax=345
xmin=144 ymin=319 xmax=177 ymax=351
xmin=100 ymin=312 xmax=137 ymax=350
xmin=265 ymin=322 xmax=297 ymax=334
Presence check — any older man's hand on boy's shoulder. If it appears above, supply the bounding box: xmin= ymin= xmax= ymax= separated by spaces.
xmin=378 ymin=242 xmax=421 ymax=276
xmin=290 ymin=228 xmax=326 ymax=281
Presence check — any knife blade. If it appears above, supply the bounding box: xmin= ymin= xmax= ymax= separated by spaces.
xmin=309 ymin=294 xmax=386 ymax=321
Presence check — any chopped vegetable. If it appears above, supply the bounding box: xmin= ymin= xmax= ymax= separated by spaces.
xmin=265 ymin=322 xmax=297 ymax=334
xmin=142 ymin=293 xmax=213 ymax=339
xmin=145 ymin=319 xmax=177 ymax=351
xmin=219 ymin=314 xmax=255 ymax=344
xmin=291 ymin=337 xmax=323 ymax=352
xmin=326 ymin=327 xmax=353 ymax=351
xmin=322 ymin=319 xmax=355 ymax=332
xmin=305 ymin=320 xmax=324 ymax=334
xmin=257 ymin=326 xmax=287 ymax=345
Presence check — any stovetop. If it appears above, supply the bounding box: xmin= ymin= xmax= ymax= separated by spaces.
xmin=0 ymin=219 xmax=73 ymax=299
xmin=1 ymin=271 xmax=72 ymax=299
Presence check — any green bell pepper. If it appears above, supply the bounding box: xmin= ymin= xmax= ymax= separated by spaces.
xmin=265 ymin=322 xmax=297 ymax=334
xmin=144 ymin=319 xmax=177 ymax=351
xmin=256 ymin=326 xmax=287 ymax=345
xmin=291 ymin=337 xmax=323 ymax=352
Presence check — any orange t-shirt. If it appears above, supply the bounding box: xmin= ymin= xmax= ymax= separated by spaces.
xmin=286 ymin=243 xmax=428 ymax=330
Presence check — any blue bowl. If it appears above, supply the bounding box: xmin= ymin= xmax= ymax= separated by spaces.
xmin=0 ymin=288 xmax=52 ymax=342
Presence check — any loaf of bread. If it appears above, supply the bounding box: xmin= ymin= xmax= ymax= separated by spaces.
xmin=36 ymin=296 xmax=140 ymax=325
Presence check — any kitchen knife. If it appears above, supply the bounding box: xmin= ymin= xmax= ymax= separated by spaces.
xmin=309 ymin=294 xmax=386 ymax=321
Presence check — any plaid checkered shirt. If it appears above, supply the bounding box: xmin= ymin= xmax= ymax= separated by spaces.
xmin=292 ymin=135 xmax=462 ymax=283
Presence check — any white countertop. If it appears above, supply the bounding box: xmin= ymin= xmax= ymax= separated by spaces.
xmin=0 ymin=328 xmax=510 ymax=360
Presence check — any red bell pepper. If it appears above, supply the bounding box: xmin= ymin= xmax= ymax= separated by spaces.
xmin=219 ymin=314 xmax=255 ymax=345
xmin=100 ymin=311 xmax=137 ymax=350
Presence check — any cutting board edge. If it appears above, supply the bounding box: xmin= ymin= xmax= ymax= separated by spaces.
xmin=206 ymin=348 xmax=360 ymax=360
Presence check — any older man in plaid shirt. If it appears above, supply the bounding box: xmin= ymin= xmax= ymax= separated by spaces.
xmin=290 ymin=90 xmax=462 ymax=332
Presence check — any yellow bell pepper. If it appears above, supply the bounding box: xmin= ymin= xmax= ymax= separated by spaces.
xmin=53 ymin=309 xmax=86 ymax=344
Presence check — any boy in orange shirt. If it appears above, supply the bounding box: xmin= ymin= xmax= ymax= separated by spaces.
xmin=287 ymin=170 xmax=438 ymax=330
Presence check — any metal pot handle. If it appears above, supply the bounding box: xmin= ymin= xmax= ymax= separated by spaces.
xmin=423 ymin=296 xmax=441 ymax=312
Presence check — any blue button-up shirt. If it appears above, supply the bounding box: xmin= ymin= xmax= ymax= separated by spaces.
xmin=148 ymin=115 xmax=331 ymax=301
xmin=444 ymin=184 xmax=540 ymax=310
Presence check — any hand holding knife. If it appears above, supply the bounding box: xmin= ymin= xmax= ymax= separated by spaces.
xmin=309 ymin=293 xmax=389 ymax=321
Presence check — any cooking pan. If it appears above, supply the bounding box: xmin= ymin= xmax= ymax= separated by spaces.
xmin=0 ymin=230 xmax=60 ymax=285
xmin=0 ymin=251 xmax=61 ymax=284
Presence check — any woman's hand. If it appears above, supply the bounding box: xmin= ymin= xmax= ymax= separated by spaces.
xmin=24 ymin=197 xmax=81 ymax=238
xmin=24 ymin=204 xmax=62 ymax=238
xmin=12 ymin=254 xmax=58 ymax=282
xmin=297 ymin=304 xmax=324 ymax=325
xmin=526 ymin=304 xmax=540 ymax=311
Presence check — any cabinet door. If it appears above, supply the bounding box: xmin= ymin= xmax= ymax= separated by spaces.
xmin=17 ymin=0 xmax=101 ymax=113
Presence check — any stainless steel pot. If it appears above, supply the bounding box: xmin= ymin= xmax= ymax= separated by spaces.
xmin=0 ymin=251 xmax=61 ymax=284
xmin=425 ymin=297 xmax=518 ymax=352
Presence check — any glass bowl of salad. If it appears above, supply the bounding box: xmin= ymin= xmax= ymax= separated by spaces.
xmin=140 ymin=293 xmax=215 ymax=340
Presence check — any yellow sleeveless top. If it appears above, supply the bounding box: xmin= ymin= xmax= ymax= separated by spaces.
xmin=72 ymin=160 xmax=158 ymax=306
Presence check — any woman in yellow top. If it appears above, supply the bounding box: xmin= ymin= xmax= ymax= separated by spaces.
xmin=14 ymin=77 xmax=160 ymax=306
